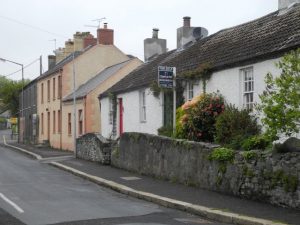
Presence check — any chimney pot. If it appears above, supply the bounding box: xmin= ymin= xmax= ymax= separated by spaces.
xmin=152 ymin=28 xmax=159 ymax=38
xmin=104 ymin=23 xmax=108 ymax=29
xmin=183 ymin=16 xmax=191 ymax=27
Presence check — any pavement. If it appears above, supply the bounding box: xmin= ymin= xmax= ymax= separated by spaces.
xmin=2 ymin=133 xmax=300 ymax=225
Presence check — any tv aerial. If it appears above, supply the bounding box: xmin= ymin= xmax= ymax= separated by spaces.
xmin=84 ymin=17 xmax=106 ymax=28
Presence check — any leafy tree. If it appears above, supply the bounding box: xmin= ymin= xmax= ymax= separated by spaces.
xmin=258 ymin=49 xmax=300 ymax=140
xmin=0 ymin=76 xmax=30 ymax=116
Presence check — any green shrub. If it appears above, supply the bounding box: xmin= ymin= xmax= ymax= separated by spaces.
xmin=258 ymin=49 xmax=300 ymax=140
xmin=174 ymin=107 xmax=185 ymax=139
xmin=209 ymin=147 xmax=235 ymax=163
xmin=179 ymin=93 xmax=225 ymax=142
xmin=157 ymin=125 xmax=173 ymax=137
xmin=242 ymin=150 xmax=258 ymax=161
xmin=215 ymin=104 xmax=260 ymax=149
xmin=242 ymin=135 xmax=271 ymax=151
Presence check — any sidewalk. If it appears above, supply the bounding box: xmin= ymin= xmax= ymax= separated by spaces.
xmin=5 ymin=142 xmax=300 ymax=225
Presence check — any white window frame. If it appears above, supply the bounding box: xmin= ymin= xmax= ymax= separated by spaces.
xmin=109 ymin=98 xmax=113 ymax=125
xmin=139 ymin=90 xmax=146 ymax=123
xmin=187 ymin=81 xmax=194 ymax=101
xmin=241 ymin=67 xmax=254 ymax=110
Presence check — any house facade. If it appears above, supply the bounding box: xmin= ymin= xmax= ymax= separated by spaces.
xmin=37 ymin=24 xmax=131 ymax=150
xmin=61 ymin=57 xmax=142 ymax=150
xmin=100 ymin=3 xmax=300 ymax=139
xmin=18 ymin=79 xmax=38 ymax=143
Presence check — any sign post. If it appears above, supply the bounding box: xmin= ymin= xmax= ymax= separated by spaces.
xmin=158 ymin=66 xmax=176 ymax=133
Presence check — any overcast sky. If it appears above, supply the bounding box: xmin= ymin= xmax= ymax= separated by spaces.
xmin=0 ymin=0 xmax=278 ymax=81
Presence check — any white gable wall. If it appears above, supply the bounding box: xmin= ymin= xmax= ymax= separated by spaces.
xmin=101 ymin=87 xmax=163 ymax=139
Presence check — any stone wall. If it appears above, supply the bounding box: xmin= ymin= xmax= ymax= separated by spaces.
xmin=112 ymin=132 xmax=300 ymax=209
xmin=76 ymin=133 xmax=111 ymax=164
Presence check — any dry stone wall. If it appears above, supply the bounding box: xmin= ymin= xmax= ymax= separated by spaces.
xmin=111 ymin=132 xmax=300 ymax=209
xmin=76 ymin=133 xmax=111 ymax=164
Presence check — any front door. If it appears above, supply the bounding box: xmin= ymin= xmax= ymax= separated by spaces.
xmin=119 ymin=98 xmax=123 ymax=136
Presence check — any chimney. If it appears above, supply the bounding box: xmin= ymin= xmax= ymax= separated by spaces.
xmin=83 ymin=34 xmax=97 ymax=48
xmin=278 ymin=0 xmax=300 ymax=9
xmin=183 ymin=16 xmax=191 ymax=27
xmin=97 ymin=23 xmax=114 ymax=45
xmin=152 ymin=28 xmax=159 ymax=38
xmin=144 ymin=28 xmax=167 ymax=62
xmin=177 ymin=16 xmax=208 ymax=49
xmin=48 ymin=55 xmax=56 ymax=70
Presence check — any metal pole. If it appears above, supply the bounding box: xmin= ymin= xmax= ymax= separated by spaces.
xmin=173 ymin=68 xmax=176 ymax=134
xmin=72 ymin=52 xmax=77 ymax=157
xmin=21 ymin=65 xmax=24 ymax=143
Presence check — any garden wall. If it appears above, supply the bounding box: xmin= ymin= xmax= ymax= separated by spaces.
xmin=112 ymin=132 xmax=300 ymax=209
xmin=76 ymin=133 xmax=111 ymax=164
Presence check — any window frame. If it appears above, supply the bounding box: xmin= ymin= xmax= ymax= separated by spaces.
xmin=241 ymin=67 xmax=254 ymax=110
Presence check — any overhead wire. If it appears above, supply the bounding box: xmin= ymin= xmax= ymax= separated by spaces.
xmin=3 ymin=58 xmax=41 ymax=78
xmin=0 ymin=15 xmax=68 ymax=38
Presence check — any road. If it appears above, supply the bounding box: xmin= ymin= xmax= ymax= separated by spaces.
xmin=0 ymin=130 xmax=228 ymax=225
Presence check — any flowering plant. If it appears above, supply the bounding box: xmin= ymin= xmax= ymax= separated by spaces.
xmin=176 ymin=92 xmax=225 ymax=142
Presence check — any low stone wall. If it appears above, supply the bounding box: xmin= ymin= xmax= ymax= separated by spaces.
xmin=112 ymin=132 xmax=300 ymax=209
xmin=76 ymin=133 xmax=111 ymax=164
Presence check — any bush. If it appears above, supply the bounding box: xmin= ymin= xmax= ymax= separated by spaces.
xmin=215 ymin=104 xmax=260 ymax=149
xmin=258 ymin=49 xmax=300 ymax=140
xmin=157 ymin=125 xmax=173 ymax=137
xmin=177 ymin=93 xmax=225 ymax=142
xmin=241 ymin=135 xmax=271 ymax=151
xmin=209 ymin=147 xmax=235 ymax=163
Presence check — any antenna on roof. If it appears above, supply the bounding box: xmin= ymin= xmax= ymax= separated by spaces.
xmin=84 ymin=17 xmax=106 ymax=28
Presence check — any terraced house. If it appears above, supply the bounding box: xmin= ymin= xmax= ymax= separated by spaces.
xmin=100 ymin=1 xmax=300 ymax=139
xmin=37 ymin=25 xmax=133 ymax=150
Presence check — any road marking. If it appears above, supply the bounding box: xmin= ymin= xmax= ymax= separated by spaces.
xmin=2 ymin=135 xmax=7 ymax=144
xmin=0 ymin=193 xmax=24 ymax=213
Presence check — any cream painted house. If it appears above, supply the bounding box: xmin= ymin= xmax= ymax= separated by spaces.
xmin=61 ymin=58 xmax=142 ymax=150
xmin=37 ymin=24 xmax=131 ymax=150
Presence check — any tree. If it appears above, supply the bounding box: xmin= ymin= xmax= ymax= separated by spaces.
xmin=0 ymin=76 xmax=30 ymax=116
xmin=259 ymin=49 xmax=300 ymax=140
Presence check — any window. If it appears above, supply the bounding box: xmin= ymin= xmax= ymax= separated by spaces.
xmin=53 ymin=77 xmax=56 ymax=100
xmin=41 ymin=83 xmax=44 ymax=104
xmin=57 ymin=110 xmax=61 ymax=133
xmin=109 ymin=98 xmax=114 ymax=124
xmin=187 ymin=82 xmax=194 ymax=101
xmin=58 ymin=75 xmax=62 ymax=99
xmin=41 ymin=113 xmax=44 ymax=134
xmin=139 ymin=90 xmax=146 ymax=122
xmin=53 ymin=111 xmax=56 ymax=134
xmin=47 ymin=80 xmax=50 ymax=102
xmin=78 ymin=109 xmax=83 ymax=135
xmin=241 ymin=67 xmax=254 ymax=110
xmin=68 ymin=113 xmax=72 ymax=135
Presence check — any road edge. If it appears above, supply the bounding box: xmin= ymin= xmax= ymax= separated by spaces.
xmin=2 ymin=135 xmax=42 ymax=160
xmin=50 ymin=161 xmax=287 ymax=225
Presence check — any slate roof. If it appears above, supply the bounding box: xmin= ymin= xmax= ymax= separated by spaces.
xmin=63 ymin=59 xmax=136 ymax=102
xmin=101 ymin=4 xmax=300 ymax=98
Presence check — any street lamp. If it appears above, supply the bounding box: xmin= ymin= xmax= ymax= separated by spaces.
xmin=0 ymin=57 xmax=24 ymax=141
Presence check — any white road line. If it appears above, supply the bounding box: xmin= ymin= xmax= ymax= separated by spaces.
xmin=2 ymin=135 xmax=7 ymax=144
xmin=0 ymin=193 xmax=24 ymax=213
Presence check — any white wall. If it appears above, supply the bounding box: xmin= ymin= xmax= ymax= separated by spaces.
xmin=101 ymin=58 xmax=282 ymax=139
xmin=193 ymin=58 xmax=281 ymax=108
xmin=101 ymin=87 xmax=163 ymax=139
